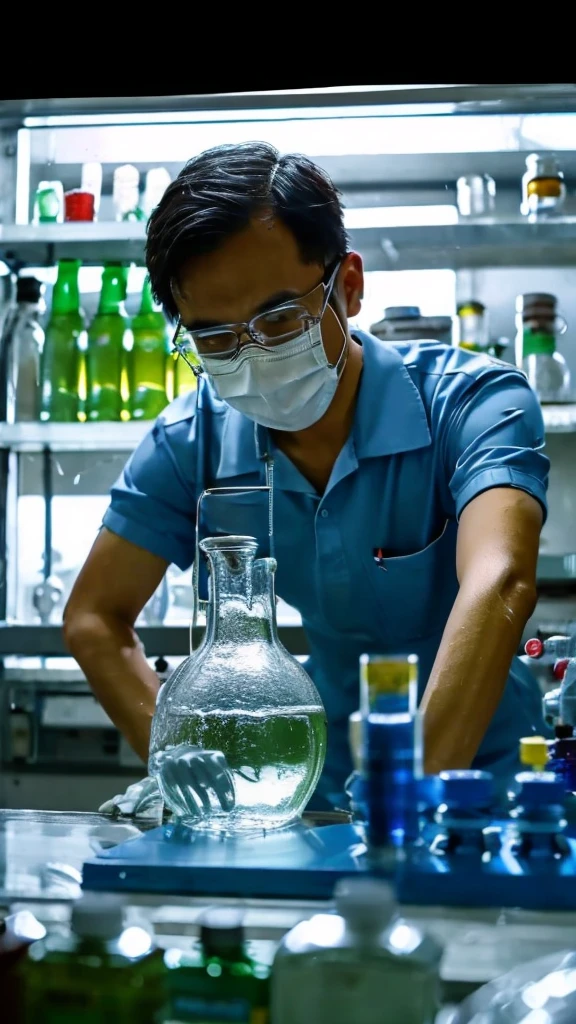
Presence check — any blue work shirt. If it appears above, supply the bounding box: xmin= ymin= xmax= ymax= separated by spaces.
xmin=103 ymin=332 xmax=550 ymax=806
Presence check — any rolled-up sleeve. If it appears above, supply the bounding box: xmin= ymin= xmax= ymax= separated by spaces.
xmin=442 ymin=366 xmax=550 ymax=521
xmin=102 ymin=416 xmax=197 ymax=571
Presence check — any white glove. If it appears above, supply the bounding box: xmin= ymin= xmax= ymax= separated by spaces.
xmin=99 ymin=776 xmax=163 ymax=818
xmin=152 ymin=743 xmax=235 ymax=819
xmin=100 ymin=746 xmax=236 ymax=821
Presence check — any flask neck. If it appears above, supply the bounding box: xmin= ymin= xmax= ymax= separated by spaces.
xmin=201 ymin=541 xmax=278 ymax=646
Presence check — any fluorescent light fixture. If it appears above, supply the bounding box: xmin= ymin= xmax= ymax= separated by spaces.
xmin=344 ymin=205 xmax=458 ymax=229
xmin=519 ymin=113 xmax=576 ymax=150
xmin=23 ymin=103 xmax=456 ymax=129
xmin=37 ymin=113 xmax=528 ymax=165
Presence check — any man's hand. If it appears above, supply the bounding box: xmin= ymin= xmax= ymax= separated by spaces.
xmin=420 ymin=487 xmax=543 ymax=775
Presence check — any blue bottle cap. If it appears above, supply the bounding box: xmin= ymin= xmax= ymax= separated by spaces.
xmin=515 ymin=771 xmax=565 ymax=804
xmin=439 ymin=769 xmax=493 ymax=807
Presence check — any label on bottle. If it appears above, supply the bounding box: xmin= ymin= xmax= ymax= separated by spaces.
xmin=360 ymin=654 xmax=418 ymax=715
xmin=522 ymin=331 xmax=556 ymax=357
xmin=166 ymin=994 xmax=265 ymax=1022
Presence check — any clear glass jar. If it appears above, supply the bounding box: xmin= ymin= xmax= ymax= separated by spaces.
xmin=457 ymin=301 xmax=490 ymax=352
xmin=515 ymin=292 xmax=571 ymax=403
xmin=149 ymin=535 xmax=327 ymax=834
xmin=521 ymin=153 xmax=566 ymax=218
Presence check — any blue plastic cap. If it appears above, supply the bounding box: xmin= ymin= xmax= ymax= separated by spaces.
xmin=383 ymin=306 xmax=421 ymax=320
xmin=439 ymin=769 xmax=494 ymax=807
xmin=515 ymin=771 xmax=565 ymax=804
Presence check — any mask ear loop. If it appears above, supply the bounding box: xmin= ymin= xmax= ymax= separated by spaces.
xmin=191 ymin=482 xmax=274 ymax=653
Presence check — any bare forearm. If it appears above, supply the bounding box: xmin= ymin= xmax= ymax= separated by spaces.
xmin=63 ymin=611 xmax=160 ymax=764
xmin=420 ymin=575 xmax=536 ymax=775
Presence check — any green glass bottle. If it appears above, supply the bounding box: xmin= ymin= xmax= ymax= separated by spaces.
xmin=173 ymin=344 xmax=200 ymax=400
xmin=40 ymin=259 xmax=85 ymax=422
xmin=163 ymin=909 xmax=271 ymax=1023
xmin=86 ymin=264 xmax=131 ymax=421
xmin=20 ymin=895 xmax=165 ymax=1024
xmin=130 ymin=276 xmax=169 ymax=420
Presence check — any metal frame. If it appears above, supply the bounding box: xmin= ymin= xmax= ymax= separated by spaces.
xmin=2 ymin=85 xmax=576 ymax=121
xmin=0 ymin=624 xmax=310 ymax=657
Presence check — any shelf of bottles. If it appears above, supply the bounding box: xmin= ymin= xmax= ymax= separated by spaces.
xmin=2 ymin=258 xmax=199 ymax=446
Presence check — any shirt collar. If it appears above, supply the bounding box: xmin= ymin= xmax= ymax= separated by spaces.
xmin=215 ymin=330 xmax=432 ymax=480
xmin=352 ymin=330 xmax=431 ymax=458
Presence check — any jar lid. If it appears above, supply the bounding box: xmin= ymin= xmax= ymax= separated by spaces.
xmin=64 ymin=189 xmax=95 ymax=222
xmin=457 ymin=301 xmax=485 ymax=315
xmin=16 ymin=276 xmax=43 ymax=303
xmin=383 ymin=306 xmax=421 ymax=320
xmin=199 ymin=908 xmax=245 ymax=952
xmin=334 ymin=877 xmax=396 ymax=926
xmin=516 ymin=293 xmax=557 ymax=317
xmin=71 ymin=894 xmax=124 ymax=939
xmin=520 ymin=292 xmax=557 ymax=306
xmin=525 ymin=152 xmax=563 ymax=178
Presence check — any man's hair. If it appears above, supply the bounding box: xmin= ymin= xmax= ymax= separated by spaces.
xmin=146 ymin=141 xmax=349 ymax=320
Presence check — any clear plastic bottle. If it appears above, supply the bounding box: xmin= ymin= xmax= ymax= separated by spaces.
xmin=149 ymin=535 xmax=327 ymax=833
xmin=515 ymin=292 xmax=571 ymax=403
xmin=0 ymin=276 xmax=45 ymax=422
xmin=272 ymin=877 xmax=443 ymax=1024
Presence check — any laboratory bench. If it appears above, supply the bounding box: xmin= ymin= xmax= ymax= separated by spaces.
xmin=2 ymin=807 xmax=576 ymax=1013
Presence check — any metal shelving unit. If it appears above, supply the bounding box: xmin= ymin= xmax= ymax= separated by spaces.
xmin=0 ymin=624 xmax=309 ymax=657
xmin=0 ymin=421 xmax=150 ymax=452
xmin=2 ymin=218 xmax=576 ymax=271
xmin=353 ymin=218 xmax=576 ymax=272
xmin=0 ymin=401 xmax=573 ymax=457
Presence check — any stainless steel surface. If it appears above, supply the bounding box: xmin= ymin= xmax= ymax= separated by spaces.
xmin=0 ymin=809 xmax=151 ymax=900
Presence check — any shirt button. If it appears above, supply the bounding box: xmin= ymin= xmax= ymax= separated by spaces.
xmin=320 ymin=509 xmax=329 ymax=518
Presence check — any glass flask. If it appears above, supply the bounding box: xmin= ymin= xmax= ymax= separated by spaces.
xmin=149 ymin=535 xmax=327 ymax=834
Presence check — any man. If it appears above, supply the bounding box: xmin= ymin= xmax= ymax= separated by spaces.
xmin=64 ymin=141 xmax=549 ymax=812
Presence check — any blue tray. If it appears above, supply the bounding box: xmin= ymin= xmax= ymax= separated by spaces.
xmin=83 ymin=820 xmax=576 ymax=909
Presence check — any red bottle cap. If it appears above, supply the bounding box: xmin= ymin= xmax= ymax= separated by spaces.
xmin=553 ymin=658 xmax=570 ymax=681
xmin=64 ymin=189 xmax=95 ymax=222
xmin=525 ymin=638 xmax=544 ymax=658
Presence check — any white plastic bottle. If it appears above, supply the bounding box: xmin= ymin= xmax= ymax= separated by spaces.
xmin=272 ymin=877 xmax=443 ymax=1024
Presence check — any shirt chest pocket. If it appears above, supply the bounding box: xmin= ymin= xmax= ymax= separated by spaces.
xmin=365 ymin=519 xmax=460 ymax=643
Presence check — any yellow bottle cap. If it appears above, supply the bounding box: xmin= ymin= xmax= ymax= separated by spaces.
xmin=520 ymin=736 xmax=549 ymax=771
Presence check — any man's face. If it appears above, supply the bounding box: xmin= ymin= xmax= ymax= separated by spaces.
xmin=172 ymin=213 xmax=364 ymax=366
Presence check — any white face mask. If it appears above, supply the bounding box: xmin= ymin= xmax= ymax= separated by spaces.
xmin=199 ymin=319 xmax=347 ymax=431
